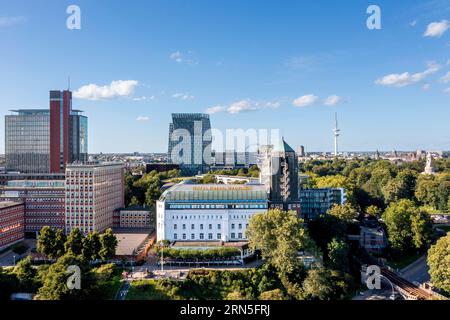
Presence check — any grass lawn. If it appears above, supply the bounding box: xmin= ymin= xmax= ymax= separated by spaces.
xmin=104 ymin=275 xmax=123 ymax=300
xmin=436 ymin=225 xmax=450 ymax=233
xmin=126 ymin=280 xmax=176 ymax=300
xmin=387 ymin=252 xmax=422 ymax=270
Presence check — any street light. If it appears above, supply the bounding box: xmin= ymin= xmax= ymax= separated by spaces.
xmin=160 ymin=241 xmax=164 ymax=273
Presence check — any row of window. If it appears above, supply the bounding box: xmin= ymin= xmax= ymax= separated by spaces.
xmin=173 ymin=232 xmax=244 ymax=240
xmin=174 ymin=223 xmax=247 ymax=230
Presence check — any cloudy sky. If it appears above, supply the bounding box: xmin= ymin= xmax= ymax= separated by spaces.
xmin=1 ymin=0 xmax=450 ymax=153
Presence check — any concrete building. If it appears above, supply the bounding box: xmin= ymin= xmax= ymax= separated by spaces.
xmin=114 ymin=205 xmax=151 ymax=229
xmin=0 ymin=180 xmax=65 ymax=237
xmin=0 ymin=202 xmax=25 ymax=250
xmin=65 ymin=162 xmax=124 ymax=235
xmin=5 ymin=90 xmax=87 ymax=174
xmin=157 ymin=183 xmax=268 ymax=242
xmin=259 ymin=138 xmax=300 ymax=213
xmin=359 ymin=226 xmax=387 ymax=254
xmin=167 ymin=113 xmax=212 ymax=175
xmin=299 ymin=188 xmax=346 ymax=219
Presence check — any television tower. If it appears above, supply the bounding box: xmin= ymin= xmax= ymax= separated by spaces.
xmin=333 ymin=112 xmax=340 ymax=156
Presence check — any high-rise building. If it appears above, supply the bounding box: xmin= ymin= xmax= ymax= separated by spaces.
xmin=5 ymin=90 xmax=88 ymax=174
xmin=167 ymin=113 xmax=212 ymax=175
xmin=5 ymin=110 xmax=51 ymax=173
xmin=65 ymin=162 xmax=124 ymax=235
xmin=49 ymin=90 xmax=88 ymax=173
xmin=0 ymin=180 xmax=65 ymax=237
xmin=259 ymin=138 xmax=300 ymax=213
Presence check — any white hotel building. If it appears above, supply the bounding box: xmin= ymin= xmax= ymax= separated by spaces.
xmin=156 ymin=183 xmax=268 ymax=242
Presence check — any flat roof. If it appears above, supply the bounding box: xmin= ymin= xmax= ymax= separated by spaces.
xmin=160 ymin=183 xmax=268 ymax=202
xmin=0 ymin=201 xmax=23 ymax=208
xmin=114 ymin=230 xmax=152 ymax=256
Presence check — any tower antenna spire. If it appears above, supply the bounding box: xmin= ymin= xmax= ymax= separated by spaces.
xmin=333 ymin=112 xmax=340 ymax=157
xmin=68 ymin=76 xmax=71 ymax=91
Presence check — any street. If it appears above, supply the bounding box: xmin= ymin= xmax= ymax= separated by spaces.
xmin=400 ymin=255 xmax=430 ymax=285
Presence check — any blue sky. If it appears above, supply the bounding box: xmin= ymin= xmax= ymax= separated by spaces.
xmin=1 ymin=0 xmax=450 ymax=153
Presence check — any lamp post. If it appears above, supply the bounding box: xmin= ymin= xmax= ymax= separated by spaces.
xmin=160 ymin=241 xmax=164 ymax=273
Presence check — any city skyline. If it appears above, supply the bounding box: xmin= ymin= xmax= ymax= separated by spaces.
xmin=1 ymin=0 xmax=450 ymax=153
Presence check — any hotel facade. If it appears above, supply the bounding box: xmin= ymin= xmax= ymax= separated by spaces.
xmin=156 ymin=183 xmax=268 ymax=242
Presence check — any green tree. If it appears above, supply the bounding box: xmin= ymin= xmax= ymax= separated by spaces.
xmin=327 ymin=203 xmax=358 ymax=222
xmin=327 ymin=238 xmax=349 ymax=272
xmin=259 ymin=288 xmax=285 ymax=300
xmin=99 ymin=228 xmax=118 ymax=261
xmin=427 ymin=232 xmax=450 ymax=294
xmin=54 ymin=229 xmax=67 ymax=257
xmin=37 ymin=226 xmax=57 ymax=259
xmin=382 ymin=199 xmax=432 ymax=252
xmin=145 ymin=176 xmax=162 ymax=206
xmin=366 ymin=205 xmax=382 ymax=218
xmin=64 ymin=228 xmax=84 ymax=256
xmin=410 ymin=211 xmax=433 ymax=250
xmin=415 ymin=175 xmax=440 ymax=209
xmin=37 ymin=253 xmax=85 ymax=300
xmin=301 ymin=268 xmax=334 ymax=300
xmin=13 ymin=256 xmax=36 ymax=289
xmin=246 ymin=209 xmax=316 ymax=278
xmin=81 ymin=232 xmax=101 ymax=262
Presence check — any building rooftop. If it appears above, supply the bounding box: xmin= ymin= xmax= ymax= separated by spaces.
xmin=6 ymin=180 xmax=65 ymax=188
xmin=0 ymin=201 xmax=23 ymax=208
xmin=159 ymin=183 xmax=268 ymax=202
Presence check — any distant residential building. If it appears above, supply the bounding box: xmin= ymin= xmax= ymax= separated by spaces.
xmin=115 ymin=205 xmax=151 ymax=229
xmin=5 ymin=90 xmax=87 ymax=174
xmin=299 ymin=188 xmax=346 ymax=220
xmin=167 ymin=113 xmax=212 ymax=175
xmin=297 ymin=145 xmax=306 ymax=157
xmin=259 ymin=139 xmax=300 ymax=213
xmin=196 ymin=174 xmax=259 ymax=185
xmin=145 ymin=163 xmax=180 ymax=174
xmin=0 ymin=180 xmax=65 ymax=237
xmin=0 ymin=202 xmax=25 ymax=250
xmin=65 ymin=163 xmax=124 ymax=235
xmin=212 ymin=151 xmax=258 ymax=170
xmin=359 ymin=226 xmax=387 ymax=254
xmin=157 ymin=183 xmax=268 ymax=242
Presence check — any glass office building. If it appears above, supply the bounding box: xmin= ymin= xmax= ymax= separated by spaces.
xmin=5 ymin=90 xmax=88 ymax=174
xmin=5 ymin=110 xmax=51 ymax=173
xmin=167 ymin=113 xmax=212 ymax=175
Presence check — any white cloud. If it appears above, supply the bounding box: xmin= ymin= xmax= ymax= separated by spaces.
xmin=422 ymin=83 xmax=431 ymax=91
xmin=324 ymin=95 xmax=343 ymax=106
xmin=0 ymin=16 xmax=26 ymax=27
xmin=136 ymin=116 xmax=150 ymax=121
xmin=172 ymin=93 xmax=195 ymax=100
xmin=439 ymin=71 xmax=450 ymax=83
xmin=74 ymin=80 xmax=139 ymax=100
xmin=292 ymin=94 xmax=319 ymax=107
xmin=133 ymin=95 xmax=155 ymax=101
xmin=206 ymin=105 xmax=226 ymax=114
xmin=445 ymin=87 xmax=450 ymax=93
xmin=375 ymin=62 xmax=440 ymax=87
xmin=205 ymin=99 xmax=282 ymax=115
xmin=409 ymin=20 xmax=417 ymax=27
xmin=265 ymin=101 xmax=281 ymax=109
xmin=227 ymin=99 xmax=259 ymax=114
xmin=424 ymin=20 xmax=449 ymax=37
xmin=169 ymin=51 xmax=198 ymax=65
